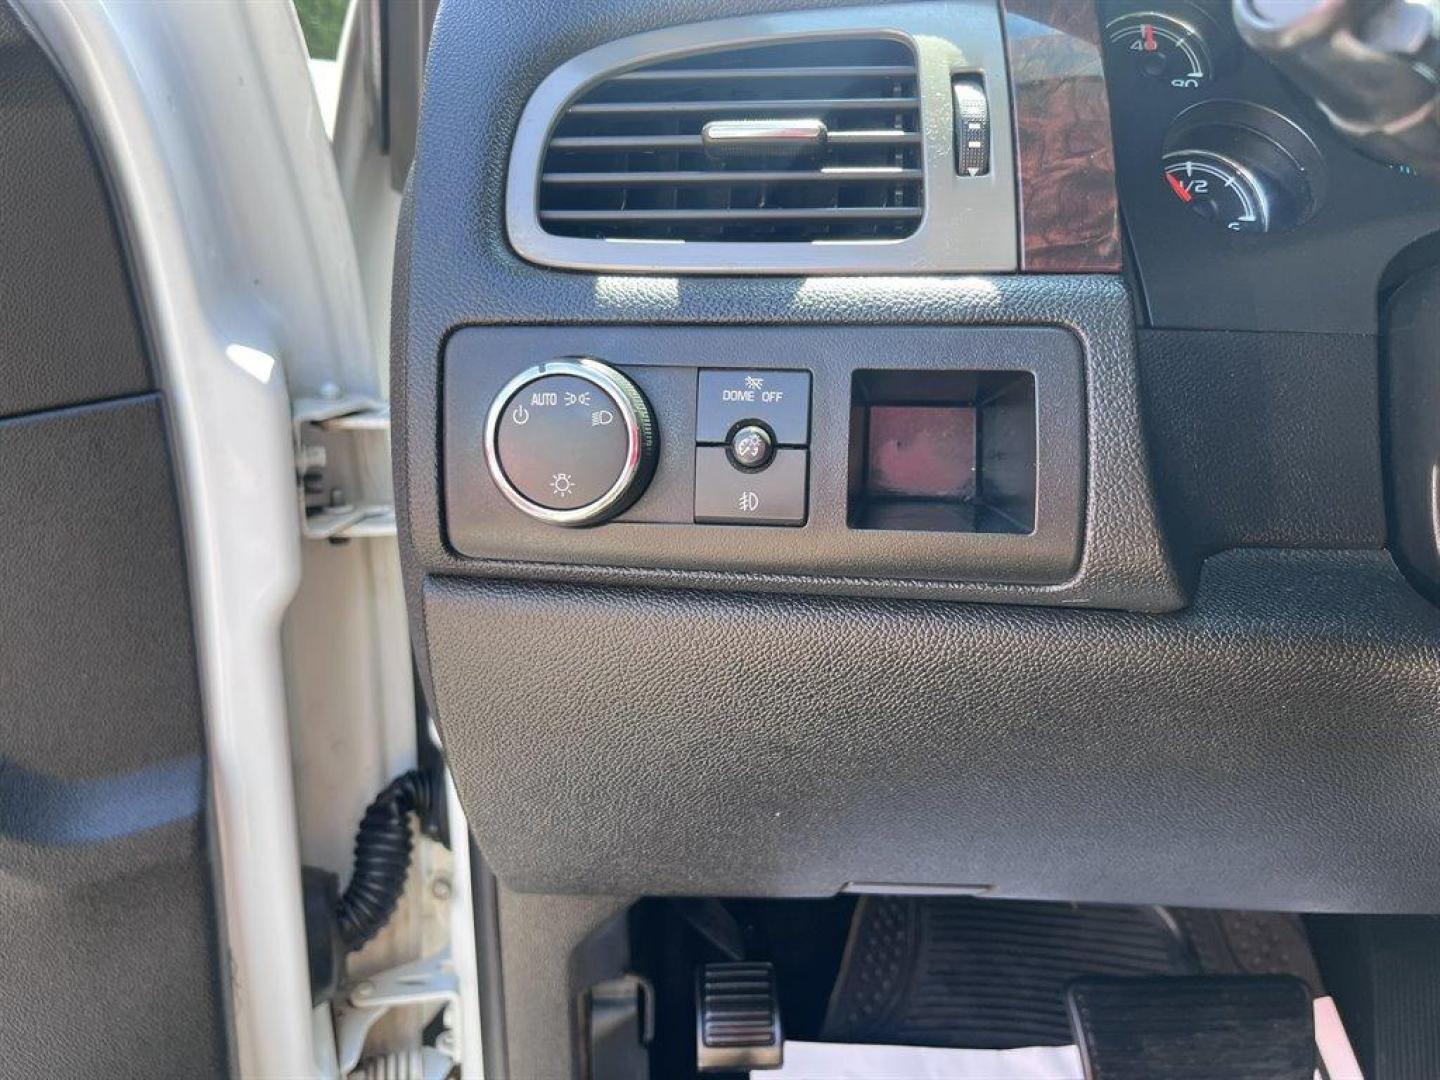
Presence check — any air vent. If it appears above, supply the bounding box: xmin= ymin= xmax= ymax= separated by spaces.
xmin=538 ymin=37 xmax=924 ymax=243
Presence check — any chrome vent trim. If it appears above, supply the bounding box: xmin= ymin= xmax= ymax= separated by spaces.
xmin=507 ymin=2 xmax=1018 ymax=274
xmin=538 ymin=37 xmax=925 ymax=244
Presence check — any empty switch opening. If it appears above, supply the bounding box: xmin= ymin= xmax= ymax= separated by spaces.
xmin=848 ymin=370 xmax=1036 ymax=534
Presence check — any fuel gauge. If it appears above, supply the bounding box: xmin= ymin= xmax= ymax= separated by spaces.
xmin=1162 ymin=150 xmax=1269 ymax=232
xmin=1105 ymin=11 xmax=1213 ymax=89
xmin=1161 ymin=102 xmax=1327 ymax=235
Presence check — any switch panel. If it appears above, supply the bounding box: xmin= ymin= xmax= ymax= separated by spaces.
xmin=694 ymin=368 xmax=811 ymax=526
xmin=442 ymin=325 xmax=1085 ymax=586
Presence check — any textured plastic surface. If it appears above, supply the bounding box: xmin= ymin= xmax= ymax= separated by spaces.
xmin=496 ymin=887 xmax=631 ymax=1080
xmin=0 ymin=859 xmax=224 ymax=1075
xmin=0 ymin=2 xmax=151 ymax=418
xmin=1138 ymin=328 xmax=1385 ymax=565
xmin=823 ymin=896 xmax=1188 ymax=1048
xmin=425 ymin=549 xmax=1440 ymax=904
xmin=1067 ymin=975 xmax=1315 ymax=1080
xmin=0 ymin=401 xmax=202 ymax=791
xmin=1383 ymin=267 xmax=1440 ymax=602
xmin=0 ymin=398 xmax=223 ymax=1074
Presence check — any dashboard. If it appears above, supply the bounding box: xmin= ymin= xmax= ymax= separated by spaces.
xmin=397 ymin=0 xmax=1440 ymax=926
xmin=1101 ymin=0 xmax=1440 ymax=333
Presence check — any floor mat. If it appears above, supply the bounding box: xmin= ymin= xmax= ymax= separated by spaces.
xmin=1172 ymin=908 xmax=1324 ymax=992
xmin=821 ymin=896 xmax=1194 ymax=1049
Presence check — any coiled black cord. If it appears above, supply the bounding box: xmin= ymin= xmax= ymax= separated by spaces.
xmin=336 ymin=769 xmax=437 ymax=952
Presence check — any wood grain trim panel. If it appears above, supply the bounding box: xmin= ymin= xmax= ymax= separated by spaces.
xmin=1002 ymin=0 xmax=1122 ymax=272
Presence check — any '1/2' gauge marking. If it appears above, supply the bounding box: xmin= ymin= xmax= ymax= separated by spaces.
xmin=1162 ymin=150 xmax=1270 ymax=233
xmin=1105 ymin=11 xmax=1212 ymax=89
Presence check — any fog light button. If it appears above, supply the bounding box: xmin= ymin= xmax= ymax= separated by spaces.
xmin=694 ymin=447 xmax=807 ymax=526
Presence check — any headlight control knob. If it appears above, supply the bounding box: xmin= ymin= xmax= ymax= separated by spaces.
xmin=485 ymin=358 xmax=657 ymax=526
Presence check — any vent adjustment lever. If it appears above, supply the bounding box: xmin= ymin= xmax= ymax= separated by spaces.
xmin=701 ymin=118 xmax=829 ymax=161
xmin=953 ymin=75 xmax=991 ymax=176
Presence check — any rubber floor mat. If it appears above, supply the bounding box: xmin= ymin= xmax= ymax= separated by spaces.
xmin=1172 ymin=909 xmax=1324 ymax=992
xmin=821 ymin=896 xmax=1193 ymax=1048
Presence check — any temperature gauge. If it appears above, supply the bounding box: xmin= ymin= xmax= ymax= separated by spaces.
xmin=1105 ymin=10 xmax=1213 ymax=89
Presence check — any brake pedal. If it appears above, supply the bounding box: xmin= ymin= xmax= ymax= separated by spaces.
xmin=1067 ymin=974 xmax=1315 ymax=1080
xmin=696 ymin=961 xmax=783 ymax=1072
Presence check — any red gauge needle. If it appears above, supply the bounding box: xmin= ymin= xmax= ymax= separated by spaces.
xmin=1166 ymin=173 xmax=1193 ymax=202
xmin=1143 ymin=23 xmax=1157 ymax=51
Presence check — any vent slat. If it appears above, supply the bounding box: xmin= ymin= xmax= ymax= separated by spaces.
xmin=538 ymin=36 xmax=923 ymax=243
xmin=541 ymin=168 xmax=923 ymax=185
xmin=540 ymin=207 xmax=923 ymax=223
xmin=547 ymin=130 xmax=921 ymax=151
xmin=567 ymin=97 xmax=920 ymax=115
xmin=612 ymin=64 xmax=917 ymax=82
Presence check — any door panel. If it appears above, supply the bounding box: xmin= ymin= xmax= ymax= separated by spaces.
xmin=0 ymin=1 xmax=150 ymax=414
xmin=0 ymin=2 xmax=226 ymax=1073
